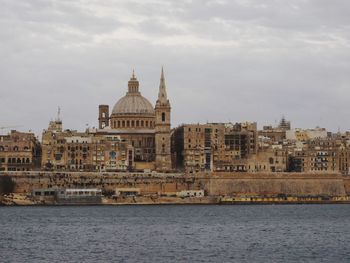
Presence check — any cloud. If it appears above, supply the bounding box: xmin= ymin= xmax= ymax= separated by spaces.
xmin=0 ymin=0 xmax=350 ymax=136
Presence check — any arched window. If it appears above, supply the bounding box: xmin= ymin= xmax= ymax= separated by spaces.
xmin=13 ymin=146 xmax=19 ymax=151
xmin=162 ymin=144 xmax=165 ymax=153
xmin=0 ymin=146 xmax=4 ymax=151
xmin=118 ymin=121 xmax=120 ymax=128
xmin=136 ymin=120 xmax=139 ymax=127
xmin=127 ymin=120 xmax=130 ymax=127
xmin=122 ymin=121 xmax=125 ymax=127
xmin=141 ymin=120 xmax=144 ymax=127
xmin=131 ymin=120 xmax=135 ymax=127
xmin=145 ymin=121 xmax=148 ymax=127
xmin=162 ymin=112 xmax=166 ymax=122
xmin=17 ymin=158 xmax=21 ymax=163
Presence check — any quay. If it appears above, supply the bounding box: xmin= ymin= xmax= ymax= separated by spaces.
xmin=1 ymin=171 xmax=350 ymax=205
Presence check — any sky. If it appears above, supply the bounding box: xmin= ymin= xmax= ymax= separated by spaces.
xmin=1 ymin=0 xmax=349 ymax=136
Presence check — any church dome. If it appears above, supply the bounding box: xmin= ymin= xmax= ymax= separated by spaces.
xmin=112 ymin=94 xmax=154 ymax=116
xmin=111 ymin=71 xmax=155 ymax=116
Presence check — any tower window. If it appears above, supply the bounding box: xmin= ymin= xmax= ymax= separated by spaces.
xmin=162 ymin=112 xmax=165 ymax=122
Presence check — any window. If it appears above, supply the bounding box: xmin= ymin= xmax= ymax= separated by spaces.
xmin=162 ymin=112 xmax=166 ymax=122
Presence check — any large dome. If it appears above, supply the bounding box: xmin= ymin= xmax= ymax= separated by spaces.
xmin=112 ymin=93 xmax=155 ymax=116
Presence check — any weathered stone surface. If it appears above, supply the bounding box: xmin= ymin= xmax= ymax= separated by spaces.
xmin=2 ymin=171 xmax=348 ymax=197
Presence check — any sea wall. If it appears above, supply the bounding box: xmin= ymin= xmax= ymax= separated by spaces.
xmin=1 ymin=171 xmax=349 ymax=197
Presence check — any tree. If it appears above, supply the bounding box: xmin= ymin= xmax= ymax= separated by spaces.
xmin=0 ymin=176 xmax=16 ymax=195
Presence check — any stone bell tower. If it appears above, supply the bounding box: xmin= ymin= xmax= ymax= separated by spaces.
xmin=155 ymin=67 xmax=172 ymax=171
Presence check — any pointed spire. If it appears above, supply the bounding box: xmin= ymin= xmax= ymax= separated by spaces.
xmin=132 ymin=68 xmax=136 ymax=79
xmin=160 ymin=66 xmax=164 ymax=81
xmin=157 ymin=66 xmax=168 ymax=105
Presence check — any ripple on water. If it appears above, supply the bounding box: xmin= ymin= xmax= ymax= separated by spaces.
xmin=0 ymin=205 xmax=350 ymax=263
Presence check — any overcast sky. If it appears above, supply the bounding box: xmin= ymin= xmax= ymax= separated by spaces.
xmin=1 ymin=0 xmax=349 ymax=136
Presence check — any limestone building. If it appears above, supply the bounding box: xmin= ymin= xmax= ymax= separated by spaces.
xmin=41 ymin=118 xmax=133 ymax=171
xmin=0 ymin=130 xmax=41 ymax=171
xmin=172 ymin=122 xmax=258 ymax=173
xmin=96 ymin=68 xmax=172 ymax=171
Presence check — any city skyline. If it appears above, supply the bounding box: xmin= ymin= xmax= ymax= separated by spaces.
xmin=1 ymin=0 xmax=350 ymax=136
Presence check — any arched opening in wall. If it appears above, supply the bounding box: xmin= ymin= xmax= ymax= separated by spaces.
xmin=127 ymin=120 xmax=130 ymax=127
xmin=17 ymin=158 xmax=21 ymax=163
xmin=26 ymin=158 xmax=30 ymax=163
xmin=162 ymin=112 xmax=165 ymax=122
xmin=145 ymin=121 xmax=149 ymax=127
xmin=141 ymin=120 xmax=144 ymax=127
xmin=122 ymin=121 xmax=125 ymax=127
xmin=118 ymin=121 xmax=121 ymax=128
xmin=114 ymin=121 xmax=116 ymax=128
xmin=0 ymin=146 xmax=4 ymax=151
xmin=131 ymin=120 xmax=135 ymax=127
xmin=136 ymin=120 xmax=139 ymax=127
xmin=13 ymin=146 xmax=19 ymax=151
xmin=162 ymin=144 xmax=165 ymax=153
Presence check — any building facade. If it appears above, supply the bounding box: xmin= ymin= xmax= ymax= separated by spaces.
xmin=0 ymin=130 xmax=41 ymax=171
xmin=41 ymin=119 xmax=133 ymax=171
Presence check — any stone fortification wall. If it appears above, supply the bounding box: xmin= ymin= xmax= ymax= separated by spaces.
xmin=1 ymin=171 xmax=348 ymax=197
xmin=2 ymin=171 xmax=199 ymax=194
xmin=205 ymin=172 xmax=347 ymax=196
xmin=206 ymin=178 xmax=346 ymax=196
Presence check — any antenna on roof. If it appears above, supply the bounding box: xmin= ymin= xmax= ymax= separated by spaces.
xmin=56 ymin=106 xmax=61 ymax=122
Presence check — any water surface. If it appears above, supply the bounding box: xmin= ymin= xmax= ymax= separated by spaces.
xmin=0 ymin=205 xmax=349 ymax=262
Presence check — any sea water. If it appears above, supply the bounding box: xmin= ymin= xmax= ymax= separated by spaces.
xmin=0 ymin=205 xmax=350 ymax=263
